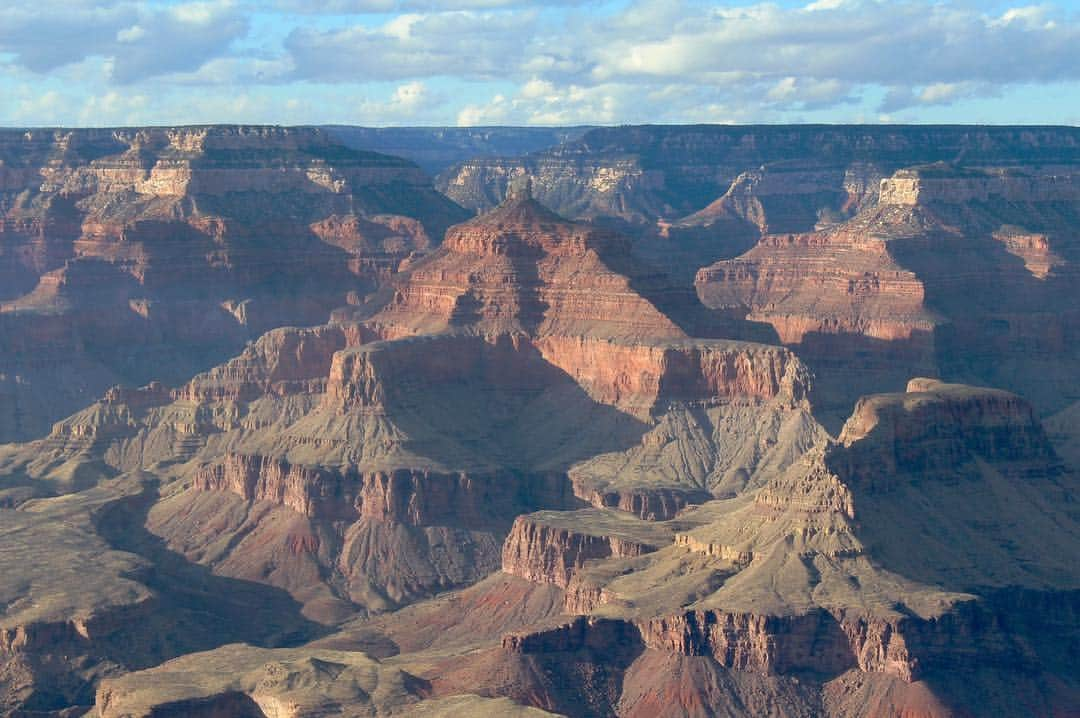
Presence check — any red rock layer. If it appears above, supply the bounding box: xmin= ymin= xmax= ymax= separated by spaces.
xmin=0 ymin=126 xmax=469 ymax=442
xmin=696 ymin=164 xmax=1080 ymax=422
xmin=570 ymin=483 xmax=711 ymax=522
xmin=326 ymin=327 xmax=808 ymax=421
xmin=532 ymin=335 xmax=809 ymax=418
xmin=193 ymin=453 xmax=572 ymax=528
xmin=174 ymin=324 xmax=367 ymax=403
xmin=499 ymin=589 xmax=1080 ymax=687
xmin=501 ymin=515 xmax=661 ymax=589
xmin=368 ymin=191 xmax=687 ymax=341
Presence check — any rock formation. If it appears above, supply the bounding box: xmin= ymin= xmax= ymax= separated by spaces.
xmin=325 ymin=125 xmax=591 ymax=176
xmin=0 ymin=125 xmax=1078 ymax=718
xmin=439 ymin=125 xmax=1080 ymax=222
xmin=0 ymin=126 xmax=469 ymax=442
xmin=431 ymin=379 xmax=1079 ymax=716
xmin=697 ymin=163 xmax=1080 ymax=426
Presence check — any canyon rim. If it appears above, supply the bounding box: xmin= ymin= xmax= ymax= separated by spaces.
xmin=2 ymin=1 xmax=1080 ymax=717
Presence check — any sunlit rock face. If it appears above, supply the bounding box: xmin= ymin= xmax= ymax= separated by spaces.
xmin=697 ymin=163 xmax=1080 ymax=425
xmin=0 ymin=125 xmax=1078 ymax=718
xmin=0 ymin=126 xmax=469 ymax=441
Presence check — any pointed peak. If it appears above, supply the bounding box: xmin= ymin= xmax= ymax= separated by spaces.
xmin=471 ymin=179 xmax=567 ymax=227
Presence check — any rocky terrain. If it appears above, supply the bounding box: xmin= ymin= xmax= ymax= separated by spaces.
xmin=0 ymin=125 xmax=1077 ymax=717
xmin=697 ymin=162 xmax=1080 ymax=426
xmin=0 ymin=126 xmax=468 ymax=442
xmin=325 ymin=126 xmax=592 ymax=176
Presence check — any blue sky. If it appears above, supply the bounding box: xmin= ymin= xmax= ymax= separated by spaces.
xmin=2 ymin=0 xmax=1079 ymax=126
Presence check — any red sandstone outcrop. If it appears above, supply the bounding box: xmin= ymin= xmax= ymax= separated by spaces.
xmin=0 ymin=126 xmax=469 ymax=442
xmin=501 ymin=512 xmax=667 ymax=589
xmin=174 ymin=324 xmax=364 ymax=403
xmin=364 ymin=190 xmax=807 ymax=419
xmin=532 ymin=336 xmax=809 ymax=419
xmin=369 ymin=188 xmax=688 ymax=342
xmin=486 ymin=377 xmax=1079 ymax=717
xmin=571 ymin=484 xmax=711 ymax=522
xmin=194 ymin=453 xmax=573 ymax=527
xmin=697 ymin=163 xmax=1080 ymax=425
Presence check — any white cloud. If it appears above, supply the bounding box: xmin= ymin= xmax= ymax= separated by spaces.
xmin=115 ymin=25 xmax=145 ymax=43
xmin=2 ymin=0 xmax=1080 ymax=125
xmin=284 ymin=9 xmax=538 ymax=82
xmin=0 ymin=1 xmax=248 ymax=83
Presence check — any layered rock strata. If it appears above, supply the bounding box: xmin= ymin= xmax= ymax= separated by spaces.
xmin=481 ymin=380 xmax=1080 ymax=715
xmin=0 ymin=126 xmax=469 ymax=441
xmin=440 ymin=125 xmax=1080 ymax=221
xmin=697 ymin=163 xmax=1080 ymax=424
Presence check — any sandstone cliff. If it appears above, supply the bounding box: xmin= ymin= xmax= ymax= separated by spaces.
xmin=0 ymin=126 xmax=469 ymax=442
xmin=438 ymin=125 xmax=1080 ymax=222
xmin=697 ymin=163 xmax=1080 ymax=426
xmin=473 ymin=380 xmax=1080 ymax=716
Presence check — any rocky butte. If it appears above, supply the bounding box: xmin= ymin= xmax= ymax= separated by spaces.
xmin=0 ymin=125 xmax=468 ymax=442
xmin=0 ymin=125 xmax=1076 ymax=717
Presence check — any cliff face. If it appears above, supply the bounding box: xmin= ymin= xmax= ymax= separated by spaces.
xmin=476 ymin=378 xmax=1080 ymax=716
xmin=326 ymin=125 xmax=591 ymax=176
xmin=501 ymin=511 xmax=670 ymax=590
xmin=696 ymin=163 xmax=1080 ymax=426
xmin=368 ymin=191 xmax=690 ymax=342
xmin=438 ymin=125 xmax=1080 ymax=222
xmin=193 ymin=453 xmax=573 ymax=528
xmin=531 ymin=336 xmax=808 ymax=419
xmin=4 ymin=126 xmax=1080 ymax=718
xmin=830 ymin=378 xmax=1060 ymax=486
xmin=0 ymin=126 xmax=468 ymax=442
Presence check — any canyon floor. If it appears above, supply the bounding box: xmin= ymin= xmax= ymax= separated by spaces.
xmin=0 ymin=125 xmax=1078 ymax=717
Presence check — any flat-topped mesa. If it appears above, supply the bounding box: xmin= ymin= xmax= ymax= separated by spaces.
xmin=326 ymin=330 xmax=809 ymax=424
xmin=501 ymin=510 xmax=671 ymax=590
xmin=43 ymin=126 xmax=433 ymax=200
xmin=698 ymin=159 xmax=1080 ymax=427
xmin=829 ymin=379 xmax=1061 ymax=487
xmin=323 ymin=333 xmax=554 ymax=414
xmin=879 ymin=165 xmax=1080 ymax=206
xmin=695 ymin=229 xmax=936 ymax=346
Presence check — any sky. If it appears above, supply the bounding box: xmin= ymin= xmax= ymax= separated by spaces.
xmin=1 ymin=0 xmax=1079 ymax=127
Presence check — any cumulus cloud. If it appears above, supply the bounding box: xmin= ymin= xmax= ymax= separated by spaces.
xmin=458 ymin=81 xmax=621 ymax=126
xmin=586 ymin=0 xmax=1080 ymax=87
xmin=274 ymin=0 xmax=592 ymax=13
xmin=0 ymin=1 xmax=248 ymax=83
xmin=1 ymin=0 xmax=1080 ymax=125
xmin=284 ymin=9 xmax=536 ymax=82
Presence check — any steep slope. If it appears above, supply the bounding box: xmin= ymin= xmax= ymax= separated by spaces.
xmin=439 ymin=125 xmax=1080 ymax=223
xmin=0 ymin=474 xmax=322 ymax=713
xmin=5 ymin=127 xmax=1080 ymax=718
xmin=0 ymin=193 xmax=815 ymax=647
xmin=427 ymin=379 xmax=1079 ymax=716
xmin=0 ymin=126 xmax=469 ymax=441
xmin=440 ymin=126 xmax=1080 ymax=305
xmin=697 ymin=163 xmax=1080 ymax=426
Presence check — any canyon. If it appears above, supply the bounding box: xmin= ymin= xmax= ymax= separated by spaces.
xmin=0 ymin=124 xmax=1076 ymax=717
